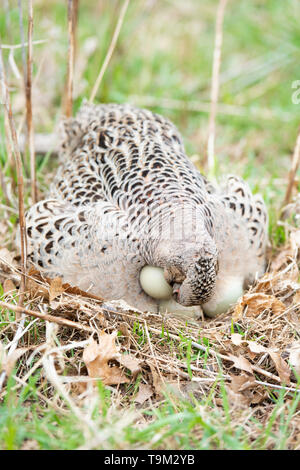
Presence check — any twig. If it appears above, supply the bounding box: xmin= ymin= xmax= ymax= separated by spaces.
xmin=89 ymin=0 xmax=130 ymax=102
xmin=25 ymin=0 xmax=36 ymax=203
xmin=206 ymin=0 xmax=227 ymax=173
xmin=73 ymin=0 xmax=79 ymax=59
xmin=64 ymin=0 xmax=76 ymax=118
xmin=283 ymin=126 xmax=300 ymax=207
xmin=0 ymin=300 xmax=94 ymax=333
xmin=255 ymin=380 xmax=300 ymax=394
xmin=1 ymin=39 xmax=48 ymax=49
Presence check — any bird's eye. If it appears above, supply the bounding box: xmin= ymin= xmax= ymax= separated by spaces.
xmin=164 ymin=266 xmax=185 ymax=286
xmin=168 ymin=278 xmax=176 ymax=288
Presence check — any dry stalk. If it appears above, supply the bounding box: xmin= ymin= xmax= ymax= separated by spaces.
xmin=0 ymin=300 xmax=94 ymax=333
xmin=64 ymin=0 xmax=77 ymax=118
xmin=25 ymin=0 xmax=36 ymax=203
xmin=89 ymin=0 xmax=130 ymax=103
xmin=206 ymin=0 xmax=228 ymax=173
xmin=283 ymin=126 xmax=300 ymax=207
xmin=1 ymin=39 xmax=47 ymax=50
xmin=255 ymin=380 xmax=300 ymax=394
xmin=73 ymin=0 xmax=79 ymax=59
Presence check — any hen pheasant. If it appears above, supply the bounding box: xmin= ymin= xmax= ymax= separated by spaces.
xmin=26 ymin=103 xmax=268 ymax=316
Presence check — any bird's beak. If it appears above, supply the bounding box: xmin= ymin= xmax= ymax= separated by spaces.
xmin=172 ymin=283 xmax=181 ymax=302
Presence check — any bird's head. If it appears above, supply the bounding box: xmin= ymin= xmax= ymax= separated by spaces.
xmin=153 ymin=237 xmax=219 ymax=307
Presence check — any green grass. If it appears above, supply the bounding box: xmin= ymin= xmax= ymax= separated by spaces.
xmin=1 ymin=366 xmax=300 ymax=450
xmin=0 ymin=0 xmax=300 ymax=451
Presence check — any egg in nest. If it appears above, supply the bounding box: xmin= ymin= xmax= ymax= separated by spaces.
xmin=139 ymin=265 xmax=243 ymax=318
xmin=139 ymin=265 xmax=172 ymax=300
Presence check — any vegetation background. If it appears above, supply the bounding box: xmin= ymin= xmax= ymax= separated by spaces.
xmin=0 ymin=0 xmax=300 ymax=450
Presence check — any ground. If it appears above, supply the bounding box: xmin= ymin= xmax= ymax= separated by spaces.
xmin=0 ymin=0 xmax=300 ymax=450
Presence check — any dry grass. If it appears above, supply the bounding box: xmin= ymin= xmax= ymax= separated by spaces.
xmin=1 ymin=206 xmax=300 ymax=448
xmin=206 ymin=0 xmax=227 ymax=173
xmin=89 ymin=0 xmax=130 ymax=103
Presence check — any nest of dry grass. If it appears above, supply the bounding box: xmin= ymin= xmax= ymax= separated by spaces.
xmin=1 ymin=197 xmax=300 ymax=447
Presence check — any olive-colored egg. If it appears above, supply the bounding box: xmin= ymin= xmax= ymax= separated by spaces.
xmin=140 ymin=266 xmax=173 ymax=300
xmin=202 ymin=278 xmax=243 ymax=317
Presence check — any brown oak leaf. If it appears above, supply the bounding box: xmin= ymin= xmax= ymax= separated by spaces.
xmin=269 ymin=351 xmax=291 ymax=384
xmin=134 ymin=384 xmax=153 ymax=405
xmin=233 ymin=293 xmax=286 ymax=321
xmin=83 ymin=332 xmax=130 ymax=385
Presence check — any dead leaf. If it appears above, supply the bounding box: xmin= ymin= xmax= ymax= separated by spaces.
xmin=118 ymin=354 xmax=141 ymax=378
xmin=134 ymin=383 xmax=153 ymax=405
xmin=3 ymin=279 xmax=16 ymax=295
xmin=229 ymin=374 xmax=267 ymax=405
xmin=233 ymin=293 xmax=286 ymax=321
xmin=269 ymin=351 xmax=291 ymax=384
xmin=49 ymin=277 xmax=64 ymax=302
xmin=28 ymin=277 xmax=49 ymax=299
xmin=27 ymin=268 xmax=49 ymax=299
xmin=249 ymin=388 xmax=268 ymax=404
xmin=225 ymin=385 xmax=251 ymax=407
xmin=247 ymin=341 xmax=268 ymax=354
xmin=28 ymin=268 xmax=104 ymax=303
xmin=230 ymin=373 xmax=256 ymax=393
xmin=226 ymin=354 xmax=254 ymax=374
xmin=118 ymin=322 xmax=131 ymax=347
xmin=231 ymin=333 xmax=243 ymax=346
xmin=148 ymin=362 xmax=164 ymax=396
xmin=60 ymin=282 xmax=104 ymax=301
xmin=270 ymin=246 xmax=294 ymax=273
xmin=83 ymin=332 xmax=129 ymax=385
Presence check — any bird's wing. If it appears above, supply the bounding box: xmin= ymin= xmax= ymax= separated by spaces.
xmin=25 ymin=198 xmax=148 ymax=303
xmin=219 ymin=175 xmax=268 ymax=257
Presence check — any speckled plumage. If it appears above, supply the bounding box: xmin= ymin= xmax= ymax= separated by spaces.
xmin=26 ymin=103 xmax=268 ymax=313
